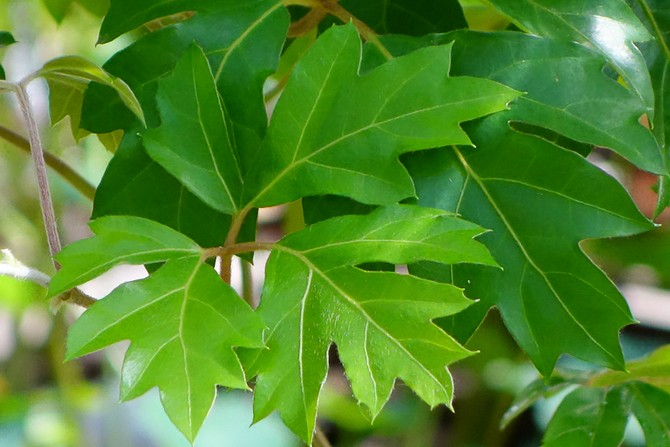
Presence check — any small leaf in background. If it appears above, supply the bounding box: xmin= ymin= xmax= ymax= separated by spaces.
xmin=487 ymin=0 xmax=655 ymax=115
xmin=248 ymin=205 xmax=494 ymax=443
xmin=66 ymin=256 xmax=265 ymax=442
xmin=142 ymin=45 xmax=243 ymax=215
xmin=245 ymin=24 xmax=520 ymax=208
xmin=0 ymin=31 xmax=16 ymax=80
xmin=49 ymin=216 xmax=200 ymax=296
xmin=35 ymin=56 xmax=144 ymax=138
xmin=628 ymin=382 xmax=670 ymax=445
xmin=500 ymin=377 xmax=573 ymax=429
xmin=542 ymin=387 xmax=630 ymax=447
xmin=407 ymin=115 xmax=652 ymax=375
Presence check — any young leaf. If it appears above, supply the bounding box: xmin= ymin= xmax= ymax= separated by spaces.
xmin=446 ymin=30 xmax=664 ymax=174
xmin=66 ymin=256 xmax=265 ymax=442
xmin=591 ymin=345 xmax=670 ymax=394
xmin=487 ymin=0 xmax=655 ymax=114
xmin=406 ymin=116 xmax=652 ymax=375
xmin=628 ymin=382 xmax=670 ymax=445
xmin=34 ymin=56 xmax=145 ymax=137
xmin=245 ymin=24 xmax=520 ymax=208
xmin=542 ymin=387 xmax=630 ymax=447
xmin=49 ymin=216 xmax=200 ymax=296
xmin=142 ymin=45 xmax=243 ymax=214
xmin=247 ymin=205 xmax=495 ymax=443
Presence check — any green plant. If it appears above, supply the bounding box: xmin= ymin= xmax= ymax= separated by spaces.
xmin=2 ymin=0 xmax=670 ymax=445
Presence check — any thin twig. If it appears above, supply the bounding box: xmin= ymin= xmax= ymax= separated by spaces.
xmin=15 ymin=83 xmax=61 ymax=265
xmin=0 ymin=125 xmax=96 ymax=201
xmin=0 ymin=262 xmax=51 ymax=288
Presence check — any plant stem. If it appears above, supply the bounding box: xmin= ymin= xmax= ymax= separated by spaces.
xmin=313 ymin=426 xmax=332 ymax=447
xmin=220 ymin=207 xmax=253 ymax=283
xmin=0 ymin=262 xmax=51 ymax=288
xmin=0 ymin=125 xmax=96 ymax=201
xmin=15 ymin=83 xmax=61 ymax=266
xmin=240 ymin=258 xmax=254 ymax=306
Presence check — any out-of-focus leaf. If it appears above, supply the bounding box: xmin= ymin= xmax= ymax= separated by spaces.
xmin=406 ymin=115 xmax=652 ymax=375
xmin=501 ymin=377 xmax=573 ymax=429
xmin=35 ymin=56 xmax=144 ymax=137
xmin=244 ymin=24 xmax=520 ymax=208
xmin=247 ymin=205 xmax=494 ymax=443
xmin=591 ymin=345 xmax=670 ymax=394
xmin=487 ymin=0 xmax=655 ymax=115
xmin=542 ymin=387 xmax=630 ymax=447
xmin=628 ymin=382 xmax=670 ymax=445
xmin=142 ymin=45 xmax=243 ymax=214
xmin=0 ymin=31 xmax=16 ymax=81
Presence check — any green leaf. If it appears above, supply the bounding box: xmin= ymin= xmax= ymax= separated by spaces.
xmin=82 ymin=0 xmax=288 ymax=140
xmin=338 ymin=0 xmax=467 ymax=35
xmin=98 ymin=0 xmax=211 ymax=43
xmin=628 ymin=382 xmax=670 ymax=446
xmin=0 ymin=31 xmax=16 ymax=47
xmin=36 ymin=56 xmax=145 ymax=133
xmin=446 ymin=30 xmax=664 ymax=174
xmin=486 ymin=0 xmax=655 ymax=115
xmin=501 ymin=377 xmax=573 ymax=429
xmin=248 ymin=205 xmax=494 ymax=443
xmin=142 ymin=45 xmax=243 ymax=214
xmin=41 ymin=0 xmax=74 ymax=23
xmin=542 ymin=387 xmax=630 ymax=447
xmin=245 ymin=24 xmax=520 ymax=208
xmin=49 ymin=216 xmax=200 ymax=296
xmin=67 ymin=256 xmax=265 ymax=442
xmin=406 ymin=116 xmax=652 ymax=375
xmin=591 ymin=345 xmax=670 ymax=393
xmin=92 ymin=132 xmax=243 ymax=249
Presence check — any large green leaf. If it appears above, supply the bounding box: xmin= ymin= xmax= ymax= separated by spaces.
xmin=66 ymin=256 xmax=264 ymax=442
xmin=628 ymin=382 xmax=670 ymax=445
xmin=487 ymin=0 xmax=655 ymax=115
xmin=49 ymin=216 xmax=200 ymax=296
xmin=445 ymin=30 xmax=664 ymax=174
xmin=244 ymin=24 xmax=520 ymax=208
xmin=338 ymin=0 xmax=467 ymax=35
xmin=92 ymin=132 xmax=242 ymax=249
xmin=247 ymin=205 xmax=494 ymax=443
xmin=52 ymin=217 xmax=265 ymax=442
xmin=406 ymin=115 xmax=652 ymax=375
xmin=542 ymin=387 xmax=630 ymax=447
xmin=142 ymin=45 xmax=243 ymax=214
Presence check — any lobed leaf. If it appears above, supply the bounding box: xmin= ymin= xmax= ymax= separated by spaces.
xmin=245 ymin=24 xmax=520 ymax=208
xmin=67 ymin=256 xmax=264 ymax=442
xmin=247 ymin=205 xmax=493 ymax=443
xmin=407 ymin=115 xmax=652 ymax=375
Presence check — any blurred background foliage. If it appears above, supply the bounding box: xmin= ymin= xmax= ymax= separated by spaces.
xmin=0 ymin=0 xmax=669 ymax=446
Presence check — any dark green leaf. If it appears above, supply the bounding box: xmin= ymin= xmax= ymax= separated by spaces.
xmin=0 ymin=31 xmax=16 ymax=47
xmin=542 ymin=387 xmax=630 ymax=447
xmin=248 ymin=205 xmax=494 ymax=443
xmin=41 ymin=0 xmax=73 ymax=23
xmin=446 ymin=30 xmax=664 ymax=174
xmin=406 ymin=116 xmax=652 ymax=375
xmin=487 ymin=0 xmax=655 ymax=115
xmin=245 ymin=24 xmax=520 ymax=208
xmin=629 ymin=382 xmax=670 ymax=445
xmin=142 ymin=45 xmax=243 ymax=214
xmin=339 ymin=0 xmax=467 ymax=35
xmin=501 ymin=377 xmax=573 ymax=429
xmin=49 ymin=216 xmax=200 ymax=296
xmin=66 ymin=256 xmax=264 ymax=442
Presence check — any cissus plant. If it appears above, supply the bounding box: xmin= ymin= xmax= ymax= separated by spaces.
xmin=2 ymin=0 xmax=670 ymax=445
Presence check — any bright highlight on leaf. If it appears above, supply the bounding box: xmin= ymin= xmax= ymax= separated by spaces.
xmin=246 ymin=205 xmax=495 ymax=443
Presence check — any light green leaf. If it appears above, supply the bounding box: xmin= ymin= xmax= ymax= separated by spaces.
xmin=248 ymin=205 xmax=493 ymax=443
xmin=35 ymin=56 xmax=145 ymax=135
xmin=591 ymin=345 xmax=670 ymax=393
xmin=142 ymin=45 xmax=243 ymax=214
xmin=49 ymin=216 xmax=200 ymax=296
xmin=67 ymin=256 xmax=264 ymax=442
xmin=629 ymin=382 xmax=670 ymax=446
xmin=446 ymin=30 xmax=664 ymax=174
xmin=487 ymin=0 xmax=655 ymax=115
xmin=406 ymin=115 xmax=652 ymax=375
xmin=244 ymin=24 xmax=520 ymax=208
xmin=542 ymin=387 xmax=630 ymax=447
